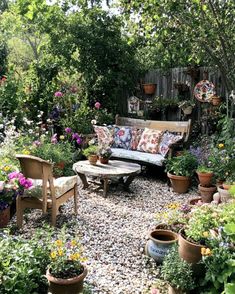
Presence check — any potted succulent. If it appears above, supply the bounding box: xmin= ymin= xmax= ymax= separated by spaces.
xmin=165 ymin=151 xmax=198 ymax=193
xmin=82 ymin=145 xmax=99 ymax=165
xmin=98 ymin=146 xmax=112 ymax=164
xmin=161 ymin=245 xmax=195 ymax=294
xmin=46 ymin=235 xmax=87 ymax=294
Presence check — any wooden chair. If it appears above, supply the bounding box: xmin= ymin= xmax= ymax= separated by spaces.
xmin=16 ymin=154 xmax=78 ymax=228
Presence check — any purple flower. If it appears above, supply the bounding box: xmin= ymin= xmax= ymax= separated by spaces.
xmin=65 ymin=127 xmax=72 ymax=133
xmin=76 ymin=137 xmax=82 ymax=145
xmin=72 ymin=133 xmax=80 ymax=140
xmin=54 ymin=91 xmax=63 ymax=97
xmin=8 ymin=172 xmax=23 ymax=180
xmin=94 ymin=102 xmax=101 ymax=109
xmin=33 ymin=140 xmax=41 ymax=147
xmin=51 ymin=134 xmax=58 ymax=144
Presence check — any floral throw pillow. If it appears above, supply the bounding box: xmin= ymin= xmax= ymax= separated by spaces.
xmin=158 ymin=131 xmax=183 ymax=157
xmin=137 ymin=128 xmax=163 ymax=154
xmin=112 ymin=126 xmax=132 ymax=150
xmin=94 ymin=126 xmax=114 ymax=146
xmin=130 ymin=128 xmax=144 ymax=150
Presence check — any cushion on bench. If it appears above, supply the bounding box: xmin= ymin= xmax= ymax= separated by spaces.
xmin=111 ymin=148 xmax=165 ymax=166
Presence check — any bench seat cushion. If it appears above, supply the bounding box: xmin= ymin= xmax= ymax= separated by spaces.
xmin=111 ymin=148 xmax=165 ymax=166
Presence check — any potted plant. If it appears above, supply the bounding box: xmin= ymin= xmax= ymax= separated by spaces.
xmin=142 ymin=83 xmax=156 ymax=94
xmin=161 ymin=245 xmax=195 ymax=294
xmin=82 ymin=145 xmax=99 ymax=165
xmin=165 ymin=151 xmax=198 ymax=193
xmin=98 ymin=146 xmax=112 ymax=164
xmin=46 ymin=235 xmax=87 ymax=294
xmin=196 ymin=165 xmax=214 ymax=187
xmin=211 ymin=95 xmax=221 ymax=106
xmin=0 ymin=182 xmax=13 ymax=227
xmin=178 ymin=100 xmax=195 ymax=115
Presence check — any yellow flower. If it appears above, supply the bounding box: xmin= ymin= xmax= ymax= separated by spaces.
xmin=3 ymin=166 xmax=10 ymax=171
xmin=80 ymin=257 xmax=87 ymax=262
xmin=201 ymin=248 xmax=206 ymax=255
xmin=167 ymin=202 xmax=180 ymax=210
xmin=202 ymin=231 xmax=209 ymax=238
xmin=205 ymin=248 xmax=212 ymax=256
xmin=71 ymin=240 xmax=77 ymax=247
xmin=58 ymin=249 xmax=64 ymax=256
xmin=74 ymin=253 xmax=80 ymax=260
xmin=218 ymin=143 xmax=224 ymax=149
xmin=22 ymin=149 xmax=30 ymax=155
xmin=50 ymin=251 xmax=57 ymax=259
xmin=55 ymin=239 xmax=63 ymax=247
xmin=69 ymin=254 xmax=76 ymax=261
xmin=201 ymin=247 xmax=212 ymax=256
xmin=59 ymin=135 xmax=65 ymax=140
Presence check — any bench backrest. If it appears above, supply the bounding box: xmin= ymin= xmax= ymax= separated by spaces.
xmin=115 ymin=115 xmax=191 ymax=142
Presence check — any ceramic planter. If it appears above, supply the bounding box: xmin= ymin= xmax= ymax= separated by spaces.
xmin=46 ymin=265 xmax=88 ymax=294
xmin=196 ymin=171 xmax=213 ymax=187
xmin=178 ymin=230 xmax=203 ymax=264
xmin=142 ymin=83 xmax=156 ymax=95
xmin=198 ymin=184 xmax=217 ymax=203
xmin=182 ymin=106 xmax=193 ymax=115
xmin=99 ymin=157 xmax=109 ymax=164
xmin=88 ymin=155 xmax=98 ymax=165
xmin=218 ymin=186 xmax=232 ymax=203
xmin=145 ymin=229 xmax=178 ymax=264
xmin=167 ymin=172 xmax=190 ymax=193
xmin=0 ymin=206 xmax=10 ymax=228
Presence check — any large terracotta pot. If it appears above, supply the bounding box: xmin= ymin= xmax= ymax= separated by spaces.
xmin=46 ymin=265 xmax=88 ymax=294
xmin=178 ymin=230 xmax=203 ymax=264
xmin=142 ymin=83 xmax=156 ymax=94
xmin=88 ymin=155 xmax=98 ymax=165
xmin=167 ymin=173 xmax=190 ymax=193
xmin=196 ymin=171 xmax=213 ymax=187
xmin=198 ymin=184 xmax=217 ymax=203
xmin=0 ymin=206 xmax=10 ymax=228
xmin=145 ymin=229 xmax=178 ymax=264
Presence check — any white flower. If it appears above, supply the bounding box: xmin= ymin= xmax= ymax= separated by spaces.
xmin=91 ymin=119 xmax=97 ymax=125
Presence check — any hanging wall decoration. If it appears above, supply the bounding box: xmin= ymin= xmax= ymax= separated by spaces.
xmin=194 ymin=80 xmax=215 ymax=102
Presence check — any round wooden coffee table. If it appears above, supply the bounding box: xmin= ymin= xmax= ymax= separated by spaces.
xmin=73 ymin=160 xmax=141 ymax=197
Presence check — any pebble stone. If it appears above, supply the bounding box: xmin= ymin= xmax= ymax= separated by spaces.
xmin=10 ymin=174 xmax=197 ymax=293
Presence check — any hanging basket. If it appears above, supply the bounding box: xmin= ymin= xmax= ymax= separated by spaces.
xmin=142 ymin=83 xmax=156 ymax=95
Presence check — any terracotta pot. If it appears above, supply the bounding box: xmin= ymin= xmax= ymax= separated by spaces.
xmin=88 ymin=155 xmax=98 ymax=165
xmin=222 ymin=183 xmax=232 ymax=190
xmin=167 ymin=172 xmax=190 ymax=193
xmin=218 ymin=186 xmax=232 ymax=203
xmin=46 ymin=265 xmax=88 ymax=294
xmin=0 ymin=206 xmax=10 ymax=228
xmin=168 ymin=285 xmax=183 ymax=294
xmin=211 ymin=96 xmax=221 ymax=106
xmin=99 ymin=157 xmax=109 ymax=164
xmin=145 ymin=229 xmax=178 ymax=264
xmin=188 ymin=197 xmax=202 ymax=206
xmin=196 ymin=171 xmax=213 ymax=187
xmin=198 ymin=184 xmax=217 ymax=203
xmin=178 ymin=230 xmax=203 ymax=264
xmin=142 ymin=83 xmax=156 ymax=94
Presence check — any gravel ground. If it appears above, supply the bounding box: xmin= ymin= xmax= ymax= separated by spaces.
xmin=10 ymin=171 xmax=197 ymax=294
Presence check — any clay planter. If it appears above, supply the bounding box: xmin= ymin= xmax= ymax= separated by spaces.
xmin=168 ymin=285 xmax=183 ymax=294
xmin=222 ymin=183 xmax=232 ymax=190
xmin=211 ymin=96 xmax=221 ymax=106
xmin=88 ymin=155 xmax=98 ymax=165
xmin=196 ymin=171 xmax=213 ymax=187
xmin=142 ymin=83 xmax=156 ymax=95
xmin=218 ymin=186 xmax=232 ymax=203
xmin=198 ymin=184 xmax=217 ymax=203
xmin=145 ymin=229 xmax=178 ymax=264
xmin=178 ymin=230 xmax=203 ymax=264
xmin=99 ymin=157 xmax=109 ymax=164
xmin=46 ymin=265 xmax=88 ymax=294
xmin=167 ymin=173 xmax=190 ymax=193
xmin=188 ymin=197 xmax=203 ymax=206
xmin=0 ymin=206 xmax=10 ymax=228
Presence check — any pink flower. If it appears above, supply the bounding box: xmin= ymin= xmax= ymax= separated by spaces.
xmin=72 ymin=133 xmax=80 ymax=140
xmin=51 ymin=134 xmax=58 ymax=144
xmin=33 ymin=140 xmax=41 ymax=147
xmin=94 ymin=102 xmax=101 ymax=109
xmin=54 ymin=91 xmax=63 ymax=97
xmin=76 ymin=137 xmax=82 ymax=145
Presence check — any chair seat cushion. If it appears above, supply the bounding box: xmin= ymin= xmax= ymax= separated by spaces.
xmin=24 ymin=176 xmax=77 ymax=198
xmin=111 ymin=148 xmax=165 ymax=166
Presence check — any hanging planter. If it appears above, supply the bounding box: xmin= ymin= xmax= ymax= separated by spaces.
xmin=142 ymin=83 xmax=156 ymax=95
xmin=211 ymin=95 xmax=221 ymax=106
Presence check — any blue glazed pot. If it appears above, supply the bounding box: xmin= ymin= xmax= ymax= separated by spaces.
xmin=146 ymin=229 xmax=178 ymax=263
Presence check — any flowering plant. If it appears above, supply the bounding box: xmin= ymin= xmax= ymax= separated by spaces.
xmin=98 ymin=146 xmax=112 ymax=159
xmin=48 ymin=236 xmax=86 ymax=279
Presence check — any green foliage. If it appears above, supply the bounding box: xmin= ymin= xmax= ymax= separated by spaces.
xmin=83 ymin=145 xmax=98 ymax=157
xmin=165 ymin=151 xmax=198 ymax=177
xmin=197 ymin=165 xmax=213 ymax=173
xmin=161 ymin=245 xmax=195 ymax=291
xmin=0 ymin=228 xmax=53 ymax=293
